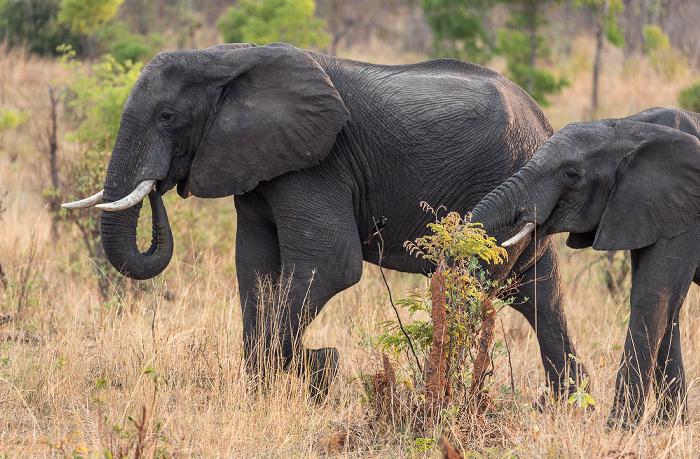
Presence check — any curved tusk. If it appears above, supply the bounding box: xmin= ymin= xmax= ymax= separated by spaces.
xmin=61 ymin=190 xmax=104 ymax=209
xmin=95 ymin=180 xmax=156 ymax=212
xmin=502 ymin=222 xmax=536 ymax=247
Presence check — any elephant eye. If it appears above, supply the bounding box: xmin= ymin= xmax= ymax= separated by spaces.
xmin=562 ymin=168 xmax=582 ymax=186
xmin=160 ymin=112 xmax=175 ymax=126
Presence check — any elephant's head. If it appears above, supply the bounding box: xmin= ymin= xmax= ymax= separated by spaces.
xmin=472 ymin=118 xmax=700 ymax=251
xmin=63 ymin=43 xmax=349 ymax=279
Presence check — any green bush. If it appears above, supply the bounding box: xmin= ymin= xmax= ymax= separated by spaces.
xmin=217 ymin=0 xmax=330 ymax=49
xmin=644 ymin=25 xmax=687 ymax=80
xmin=678 ymin=81 xmax=700 ymax=113
xmin=497 ymin=28 xmax=569 ymax=107
xmin=97 ymin=21 xmax=162 ymax=65
xmin=0 ymin=0 xmax=81 ymax=56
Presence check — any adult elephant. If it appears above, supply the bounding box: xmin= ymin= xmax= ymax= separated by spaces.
xmin=63 ymin=42 xmax=584 ymax=396
xmin=471 ymin=107 xmax=700 ymax=427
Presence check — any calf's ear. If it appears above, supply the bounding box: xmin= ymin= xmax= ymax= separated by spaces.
xmin=593 ymin=120 xmax=700 ymax=251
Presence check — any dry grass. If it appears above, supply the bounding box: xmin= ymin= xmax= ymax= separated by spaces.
xmin=1 ymin=41 xmax=700 ymax=457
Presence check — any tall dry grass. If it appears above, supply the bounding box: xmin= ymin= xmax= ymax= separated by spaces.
xmin=0 ymin=39 xmax=699 ymax=457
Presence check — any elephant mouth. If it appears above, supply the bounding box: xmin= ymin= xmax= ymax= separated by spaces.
xmin=177 ymin=176 xmax=192 ymax=199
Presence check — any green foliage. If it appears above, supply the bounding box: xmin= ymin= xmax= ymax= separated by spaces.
xmin=643 ymin=25 xmax=687 ymax=80
xmin=374 ymin=207 xmax=511 ymax=389
xmin=422 ymin=0 xmax=495 ymax=65
xmin=98 ymin=21 xmax=162 ymax=65
xmin=567 ymin=376 xmax=596 ymax=408
xmin=574 ymin=0 xmax=625 ymax=47
xmin=58 ymin=0 xmax=125 ymax=36
xmin=217 ymin=0 xmax=330 ymax=49
xmin=642 ymin=24 xmax=668 ymax=52
xmin=497 ymin=28 xmax=568 ymax=107
xmin=0 ymin=0 xmax=81 ymax=55
xmin=0 ymin=107 xmax=29 ymax=133
xmin=678 ymin=81 xmax=700 ymax=113
xmin=496 ymin=0 xmax=569 ymax=106
xmin=61 ymin=48 xmax=142 ymax=150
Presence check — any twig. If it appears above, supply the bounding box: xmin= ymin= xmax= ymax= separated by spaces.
xmin=375 ymin=231 xmax=423 ymax=377
xmin=500 ymin=317 xmax=516 ymax=403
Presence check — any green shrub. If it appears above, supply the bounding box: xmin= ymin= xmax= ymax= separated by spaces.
xmin=678 ymin=81 xmax=700 ymax=113
xmin=98 ymin=21 xmax=160 ymax=65
xmin=217 ymin=0 xmax=330 ymax=49
xmin=644 ymin=25 xmax=687 ymax=80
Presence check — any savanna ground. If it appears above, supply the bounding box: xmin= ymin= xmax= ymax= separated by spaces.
xmin=1 ymin=37 xmax=700 ymax=457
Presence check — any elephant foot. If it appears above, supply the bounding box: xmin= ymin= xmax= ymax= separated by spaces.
xmin=606 ymin=415 xmax=637 ymax=431
xmin=654 ymin=401 xmax=687 ymax=426
xmin=303 ymin=347 xmax=339 ymax=403
xmin=607 ymin=404 xmax=644 ymax=431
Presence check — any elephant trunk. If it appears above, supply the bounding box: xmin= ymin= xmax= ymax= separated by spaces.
xmin=471 ymin=171 xmax=534 ymax=236
xmin=472 ymin=162 xmax=559 ymax=245
xmin=99 ymin=120 xmax=174 ymax=280
xmin=100 ymin=190 xmax=173 ymax=280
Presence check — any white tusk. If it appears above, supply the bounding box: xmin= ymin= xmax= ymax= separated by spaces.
xmin=95 ymin=180 xmax=156 ymax=212
xmin=502 ymin=222 xmax=536 ymax=247
xmin=61 ymin=190 xmax=104 ymax=209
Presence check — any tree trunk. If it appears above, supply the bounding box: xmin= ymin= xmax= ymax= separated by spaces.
xmin=590 ymin=0 xmax=610 ymax=119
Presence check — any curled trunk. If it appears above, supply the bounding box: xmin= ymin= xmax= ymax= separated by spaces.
xmin=100 ymin=190 xmax=173 ymax=280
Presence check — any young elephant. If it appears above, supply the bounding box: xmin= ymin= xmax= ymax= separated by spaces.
xmin=472 ymin=107 xmax=700 ymax=427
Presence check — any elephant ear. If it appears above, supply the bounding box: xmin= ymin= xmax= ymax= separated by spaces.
xmin=566 ymin=231 xmax=596 ymax=249
xmin=188 ymin=45 xmax=350 ymax=197
xmin=592 ymin=120 xmax=700 ymax=251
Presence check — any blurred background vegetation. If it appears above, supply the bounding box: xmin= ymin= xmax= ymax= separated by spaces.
xmin=1 ymin=0 xmax=699 ymax=109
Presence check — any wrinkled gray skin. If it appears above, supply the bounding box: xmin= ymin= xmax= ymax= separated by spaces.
xmin=472 ymin=107 xmax=700 ymax=427
xmin=99 ymin=42 xmax=585 ymax=393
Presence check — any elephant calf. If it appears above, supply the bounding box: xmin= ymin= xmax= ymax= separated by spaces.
xmin=63 ymin=42 xmax=586 ymax=398
xmin=472 ymin=107 xmax=700 ymax=427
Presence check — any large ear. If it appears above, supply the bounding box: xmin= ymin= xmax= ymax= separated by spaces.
xmin=593 ymin=120 xmax=700 ymax=251
xmin=188 ymin=45 xmax=350 ymax=197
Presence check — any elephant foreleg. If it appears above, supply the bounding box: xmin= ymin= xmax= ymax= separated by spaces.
xmin=234 ymin=193 xmax=281 ymax=374
xmin=654 ymin=310 xmax=686 ymax=424
xmin=610 ymin=230 xmax=699 ymax=428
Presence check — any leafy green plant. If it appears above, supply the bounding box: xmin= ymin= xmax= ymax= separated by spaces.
xmin=567 ymin=376 xmax=595 ymax=408
xmin=58 ymin=0 xmax=125 ymax=59
xmin=217 ymin=0 xmax=330 ymax=49
xmin=368 ymin=205 xmax=513 ymax=410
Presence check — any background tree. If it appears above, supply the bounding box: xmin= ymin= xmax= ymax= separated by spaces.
xmin=576 ymin=0 xmax=625 ymax=118
xmin=496 ymin=0 xmax=568 ymax=106
xmin=58 ymin=0 xmax=125 ymax=60
xmin=217 ymin=0 xmax=330 ymax=49
xmin=422 ymin=0 xmax=496 ymax=65
xmin=0 ymin=0 xmax=80 ymax=56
